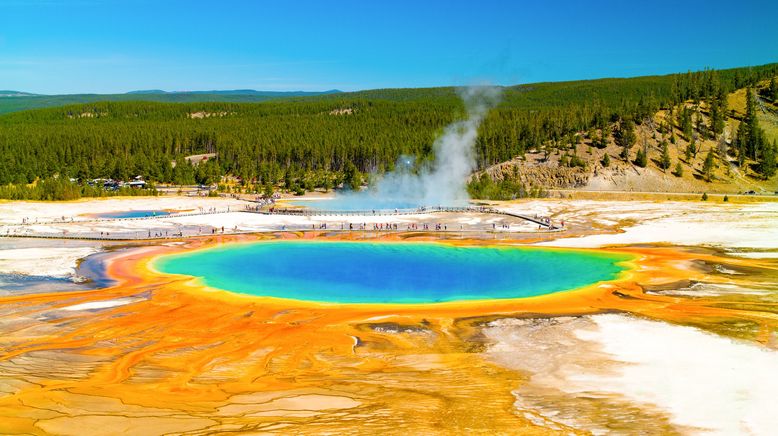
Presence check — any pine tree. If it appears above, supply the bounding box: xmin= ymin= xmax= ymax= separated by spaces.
xmin=702 ymin=148 xmax=716 ymax=182
xmin=680 ymin=107 xmax=693 ymax=141
xmin=599 ymin=124 xmax=610 ymax=148
xmin=343 ymin=161 xmax=363 ymax=190
xmin=281 ymin=168 xmax=292 ymax=189
xmin=770 ymin=76 xmax=778 ymax=102
xmin=718 ymin=86 xmax=728 ymax=115
xmin=263 ymin=181 xmax=274 ymax=197
xmin=601 ymin=153 xmax=610 ymax=167
xmin=685 ymin=140 xmax=696 ymax=162
xmin=659 ymin=140 xmax=672 ymax=170
xmin=634 ymin=148 xmax=648 ymax=168
xmin=745 ymin=87 xmax=760 ymax=160
xmin=761 ymin=140 xmax=777 ymax=178
xmin=710 ymin=92 xmax=725 ymax=137
xmin=735 ymin=120 xmax=748 ymax=167
xmin=616 ymin=119 xmax=635 ymax=161
xmin=671 ymin=76 xmax=681 ymax=105
xmin=673 ymin=161 xmax=684 ymax=177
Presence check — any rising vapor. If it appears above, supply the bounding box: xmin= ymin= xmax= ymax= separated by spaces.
xmin=319 ymin=86 xmax=502 ymax=210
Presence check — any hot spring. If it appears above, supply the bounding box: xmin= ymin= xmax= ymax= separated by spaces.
xmin=153 ymin=241 xmax=631 ymax=304
xmin=95 ymin=210 xmax=171 ymax=219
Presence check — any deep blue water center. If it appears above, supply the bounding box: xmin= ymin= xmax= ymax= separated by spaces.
xmin=96 ymin=210 xmax=171 ymax=219
xmin=154 ymin=241 xmax=631 ymax=304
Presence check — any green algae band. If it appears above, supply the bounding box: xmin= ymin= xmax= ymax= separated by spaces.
xmin=154 ymin=242 xmax=631 ymax=304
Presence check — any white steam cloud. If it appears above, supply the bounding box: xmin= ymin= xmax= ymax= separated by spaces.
xmin=316 ymin=86 xmax=501 ymax=210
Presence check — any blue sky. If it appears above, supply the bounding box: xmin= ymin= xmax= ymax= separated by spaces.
xmin=1 ymin=0 xmax=777 ymax=94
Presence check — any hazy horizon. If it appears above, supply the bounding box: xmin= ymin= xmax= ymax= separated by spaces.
xmin=5 ymin=60 xmax=778 ymax=97
xmin=2 ymin=0 xmax=777 ymax=95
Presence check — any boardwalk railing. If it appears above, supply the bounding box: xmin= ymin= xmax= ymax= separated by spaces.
xmin=1 ymin=205 xmax=562 ymax=241
xmin=246 ymin=205 xmax=493 ymax=217
xmin=249 ymin=206 xmax=561 ymax=230
xmin=11 ymin=208 xmax=235 ymax=227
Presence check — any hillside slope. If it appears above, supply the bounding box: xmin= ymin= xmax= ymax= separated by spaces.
xmin=478 ymin=79 xmax=778 ymax=195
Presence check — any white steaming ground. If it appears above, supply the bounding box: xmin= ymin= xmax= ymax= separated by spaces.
xmin=485 ymin=314 xmax=778 ymax=434
xmin=314 ymin=86 xmax=501 ymax=210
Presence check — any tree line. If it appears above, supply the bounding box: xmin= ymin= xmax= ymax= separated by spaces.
xmin=0 ymin=63 xmax=776 ymax=200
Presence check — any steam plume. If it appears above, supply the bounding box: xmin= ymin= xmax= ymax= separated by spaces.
xmin=319 ymin=85 xmax=501 ymax=210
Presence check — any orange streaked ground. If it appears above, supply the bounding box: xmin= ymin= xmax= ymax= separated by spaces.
xmin=1 ymin=232 xmax=777 ymax=435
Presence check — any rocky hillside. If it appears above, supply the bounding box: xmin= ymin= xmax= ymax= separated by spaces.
xmin=476 ymin=79 xmax=778 ymax=195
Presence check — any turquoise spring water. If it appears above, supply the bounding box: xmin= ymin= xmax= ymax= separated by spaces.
xmin=153 ymin=241 xmax=631 ymax=304
xmin=96 ymin=210 xmax=171 ymax=219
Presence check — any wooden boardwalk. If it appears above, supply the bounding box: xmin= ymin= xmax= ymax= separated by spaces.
xmin=0 ymin=206 xmax=563 ymax=241
xmin=247 ymin=206 xmax=561 ymax=230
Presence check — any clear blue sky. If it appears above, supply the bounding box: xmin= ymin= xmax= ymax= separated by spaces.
xmin=1 ymin=0 xmax=776 ymax=94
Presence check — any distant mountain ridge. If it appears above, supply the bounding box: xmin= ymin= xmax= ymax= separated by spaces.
xmin=125 ymin=90 xmax=167 ymax=94
xmin=0 ymin=91 xmax=38 ymax=97
xmin=0 ymin=89 xmax=342 ymax=115
xmin=125 ymin=89 xmax=342 ymax=96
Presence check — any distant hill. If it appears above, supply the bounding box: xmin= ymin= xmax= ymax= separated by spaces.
xmin=0 ymin=89 xmax=342 ymax=115
xmin=125 ymin=90 xmax=167 ymax=94
xmin=0 ymin=91 xmax=37 ymax=97
xmin=125 ymin=89 xmax=342 ymax=96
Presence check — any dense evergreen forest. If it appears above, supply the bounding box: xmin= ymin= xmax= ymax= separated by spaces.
xmin=1 ymin=63 xmax=776 ymax=200
xmin=0 ymin=90 xmax=341 ymax=115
